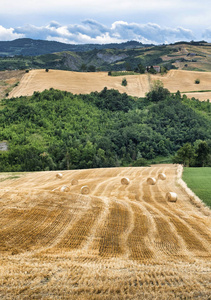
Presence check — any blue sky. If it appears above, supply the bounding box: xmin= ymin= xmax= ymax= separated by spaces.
xmin=0 ymin=0 xmax=211 ymax=44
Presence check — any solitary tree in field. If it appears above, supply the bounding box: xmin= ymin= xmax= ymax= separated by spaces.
xmin=121 ymin=78 xmax=127 ymax=86
xmin=146 ymin=80 xmax=170 ymax=102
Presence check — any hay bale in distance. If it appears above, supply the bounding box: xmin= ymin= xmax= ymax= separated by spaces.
xmin=71 ymin=179 xmax=78 ymax=185
xmin=60 ymin=185 xmax=70 ymax=192
xmin=81 ymin=185 xmax=90 ymax=195
xmin=121 ymin=177 xmax=130 ymax=185
xmin=166 ymin=192 xmax=177 ymax=202
xmin=147 ymin=177 xmax=156 ymax=185
xmin=56 ymin=173 xmax=63 ymax=179
xmin=158 ymin=173 xmax=166 ymax=180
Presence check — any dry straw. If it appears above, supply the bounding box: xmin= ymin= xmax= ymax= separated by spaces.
xmin=71 ymin=179 xmax=78 ymax=185
xmin=121 ymin=177 xmax=130 ymax=185
xmin=166 ymin=192 xmax=177 ymax=202
xmin=147 ymin=177 xmax=156 ymax=185
xmin=158 ymin=173 xmax=166 ymax=180
xmin=81 ymin=185 xmax=90 ymax=195
xmin=56 ymin=173 xmax=63 ymax=179
xmin=60 ymin=185 xmax=70 ymax=192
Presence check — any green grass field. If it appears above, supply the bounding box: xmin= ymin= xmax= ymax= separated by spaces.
xmin=183 ymin=167 xmax=211 ymax=207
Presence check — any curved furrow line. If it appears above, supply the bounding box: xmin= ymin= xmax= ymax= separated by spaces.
xmin=149 ymin=183 xmax=210 ymax=255
xmin=54 ymin=197 xmax=103 ymax=250
xmin=113 ymin=167 xmax=149 ymax=203
xmin=123 ymin=167 xmax=147 ymax=201
xmin=82 ymin=196 xmax=108 ymax=253
xmin=152 ymin=216 xmax=181 ymax=255
xmin=92 ymin=199 xmax=130 ymax=258
xmin=139 ymin=174 xmax=195 ymax=257
xmin=140 ymin=165 xmax=210 ymax=255
xmin=131 ymin=175 xmax=182 ymax=258
xmin=121 ymin=172 xmax=158 ymax=261
xmin=152 ymin=171 xmax=211 ymax=245
xmin=91 ymin=177 xmax=119 ymax=197
xmin=112 ymin=199 xmax=135 ymax=259
xmin=69 ymin=177 xmax=105 ymax=194
xmin=140 ymin=166 xmax=163 ymax=204
xmin=127 ymin=203 xmax=154 ymax=261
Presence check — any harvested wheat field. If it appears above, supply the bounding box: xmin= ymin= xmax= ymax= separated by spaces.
xmin=0 ymin=164 xmax=210 ymax=299
xmin=9 ymin=69 xmax=211 ymax=101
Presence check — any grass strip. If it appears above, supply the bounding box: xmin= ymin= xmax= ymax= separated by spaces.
xmin=183 ymin=167 xmax=211 ymax=207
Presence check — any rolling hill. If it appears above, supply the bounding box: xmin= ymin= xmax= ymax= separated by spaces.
xmin=0 ymin=164 xmax=210 ymax=298
xmin=8 ymin=69 xmax=211 ymax=101
xmin=0 ymin=38 xmax=149 ymax=56
xmin=0 ymin=39 xmax=211 ymax=73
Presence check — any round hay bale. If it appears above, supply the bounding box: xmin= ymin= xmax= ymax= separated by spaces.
xmin=158 ymin=173 xmax=166 ymax=180
xmin=121 ymin=177 xmax=130 ymax=185
xmin=60 ymin=185 xmax=70 ymax=192
xmin=147 ymin=177 xmax=156 ymax=185
xmin=166 ymin=192 xmax=177 ymax=202
xmin=71 ymin=179 xmax=78 ymax=185
xmin=81 ymin=185 xmax=90 ymax=195
xmin=56 ymin=173 xmax=63 ymax=179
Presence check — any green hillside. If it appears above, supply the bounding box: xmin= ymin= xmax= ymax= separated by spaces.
xmin=0 ymin=87 xmax=210 ymax=171
xmin=0 ymin=39 xmax=210 ymax=72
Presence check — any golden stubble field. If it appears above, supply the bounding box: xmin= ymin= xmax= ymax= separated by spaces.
xmin=8 ymin=69 xmax=211 ymax=101
xmin=0 ymin=164 xmax=210 ymax=299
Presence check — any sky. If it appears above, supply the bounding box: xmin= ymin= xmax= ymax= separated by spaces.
xmin=0 ymin=0 xmax=211 ymax=44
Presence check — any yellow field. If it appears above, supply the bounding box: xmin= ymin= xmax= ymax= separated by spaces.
xmin=8 ymin=69 xmax=211 ymax=101
xmin=0 ymin=164 xmax=210 ymax=299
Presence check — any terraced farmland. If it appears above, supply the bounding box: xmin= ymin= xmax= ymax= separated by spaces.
xmin=0 ymin=164 xmax=210 ymax=299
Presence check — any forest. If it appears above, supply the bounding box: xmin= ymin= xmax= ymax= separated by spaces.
xmin=0 ymin=86 xmax=210 ymax=171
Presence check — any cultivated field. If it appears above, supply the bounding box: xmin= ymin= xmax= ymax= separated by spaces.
xmin=0 ymin=164 xmax=210 ymax=299
xmin=8 ymin=69 xmax=211 ymax=101
xmin=0 ymin=70 xmax=25 ymax=100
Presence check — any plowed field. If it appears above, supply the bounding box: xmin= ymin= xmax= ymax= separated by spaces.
xmin=0 ymin=165 xmax=210 ymax=299
xmin=8 ymin=69 xmax=211 ymax=101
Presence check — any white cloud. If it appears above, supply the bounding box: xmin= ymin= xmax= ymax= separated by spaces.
xmin=9 ymin=20 xmax=196 ymax=45
xmin=0 ymin=25 xmax=24 ymax=41
xmin=203 ymin=28 xmax=211 ymax=39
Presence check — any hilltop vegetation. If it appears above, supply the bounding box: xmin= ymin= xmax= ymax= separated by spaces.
xmin=0 ymin=39 xmax=210 ymax=72
xmin=0 ymin=39 xmax=149 ymax=56
xmin=0 ymin=87 xmax=210 ymax=171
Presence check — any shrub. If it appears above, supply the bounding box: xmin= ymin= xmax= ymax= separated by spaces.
xmin=132 ymin=158 xmax=149 ymax=167
xmin=121 ymin=78 xmax=127 ymax=86
xmin=195 ymin=78 xmax=200 ymax=84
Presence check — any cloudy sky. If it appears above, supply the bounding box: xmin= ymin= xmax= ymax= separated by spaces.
xmin=0 ymin=0 xmax=211 ymax=44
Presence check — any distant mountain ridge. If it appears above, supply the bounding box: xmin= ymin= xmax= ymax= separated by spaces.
xmin=0 ymin=38 xmax=210 ymax=72
xmin=0 ymin=38 xmax=152 ymax=57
